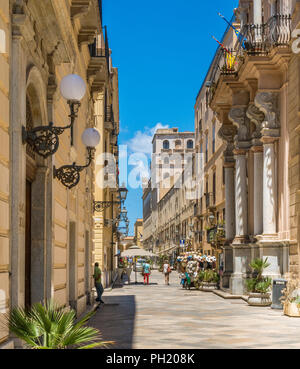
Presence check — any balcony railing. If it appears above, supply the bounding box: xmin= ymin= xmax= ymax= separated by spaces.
xmin=205 ymin=192 xmax=216 ymax=210
xmin=208 ymin=14 xmax=291 ymax=104
xmin=89 ymin=25 xmax=110 ymax=72
xmin=240 ymin=14 xmax=291 ymax=56
xmin=105 ymin=104 xmax=114 ymax=123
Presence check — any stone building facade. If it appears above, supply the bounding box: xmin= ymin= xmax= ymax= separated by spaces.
xmin=0 ymin=0 xmax=119 ymax=348
xmin=143 ymin=128 xmax=195 ymax=255
xmin=92 ymin=28 xmax=120 ymax=288
xmin=134 ymin=219 xmax=143 ymax=248
xmin=288 ymin=0 xmax=300 ymax=277
xmin=208 ymin=0 xmax=296 ymax=294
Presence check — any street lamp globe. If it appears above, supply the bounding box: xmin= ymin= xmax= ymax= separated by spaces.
xmin=81 ymin=128 xmax=100 ymax=148
xmin=119 ymin=184 xmax=128 ymax=201
xmin=60 ymin=74 xmax=86 ymax=101
xmin=209 ymin=214 xmax=215 ymax=223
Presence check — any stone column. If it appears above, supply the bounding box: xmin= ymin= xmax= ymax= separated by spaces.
xmin=234 ymin=149 xmax=248 ymax=240
xmin=253 ymin=0 xmax=262 ymax=24
xmin=224 ymin=164 xmax=235 ymax=241
xmin=254 ymin=92 xmax=280 ymax=238
xmin=254 ymin=91 xmax=282 ymax=280
xmin=228 ymin=107 xmax=252 ymax=295
xmin=268 ymin=0 xmax=277 ymax=16
xmin=262 ymin=138 xmax=277 ymax=236
xmin=218 ymin=124 xmax=236 ymax=242
xmin=252 ymin=146 xmax=263 ymax=236
xmin=11 ymin=11 xmax=27 ymax=308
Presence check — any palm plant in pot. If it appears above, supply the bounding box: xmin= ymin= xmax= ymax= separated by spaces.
xmin=198 ymin=270 xmax=219 ymax=292
xmin=4 ymin=300 xmax=113 ymax=349
xmin=246 ymin=258 xmax=272 ymax=307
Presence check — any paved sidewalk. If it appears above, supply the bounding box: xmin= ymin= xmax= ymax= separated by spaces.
xmin=89 ymin=270 xmax=300 ymax=349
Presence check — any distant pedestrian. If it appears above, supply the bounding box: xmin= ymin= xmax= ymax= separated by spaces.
xmin=143 ymin=261 xmax=151 ymax=285
xmin=163 ymin=260 xmax=171 ymax=285
xmin=93 ymin=262 xmax=104 ymax=304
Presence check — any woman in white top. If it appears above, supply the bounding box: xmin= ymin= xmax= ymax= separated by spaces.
xmin=163 ymin=260 xmax=171 ymax=285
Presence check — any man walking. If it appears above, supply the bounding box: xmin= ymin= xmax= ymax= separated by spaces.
xmin=94 ymin=262 xmax=104 ymax=304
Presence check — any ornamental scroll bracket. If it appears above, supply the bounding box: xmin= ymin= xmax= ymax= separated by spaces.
xmin=218 ymin=124 xmax=237 ymax=162
xmin=246 ymin=103 xmax=265 ymax=143
xmin=228 ymin=106 xmax=251 ymax=150
xmin=254 ymin=92 xmax=280 ymax=138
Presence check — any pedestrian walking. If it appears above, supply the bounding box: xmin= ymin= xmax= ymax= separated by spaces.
xmin=163 ymin=260 xmax=171 ymax=285
xmin=142 ymin=261 xmax=151 ymax=285
xmin=93 ymin=262 xmax=104 ymax=304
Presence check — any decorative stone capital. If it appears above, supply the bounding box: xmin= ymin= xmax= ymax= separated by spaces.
xmin=254 ymin=92 xmax=280 ymax=137
xmin=246 ymin=103 xmax=265 ymax=138
xmin=218 ymin=124 xmax=237 ymax=161
xmin=228 ymin=106 xmax=251 ymax=149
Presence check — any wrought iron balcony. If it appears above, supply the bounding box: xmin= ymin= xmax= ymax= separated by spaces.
xmin=240 ymin=14 xmax=291 ymax=56
xmin=205 ymin=192 xmax=216 ymax=210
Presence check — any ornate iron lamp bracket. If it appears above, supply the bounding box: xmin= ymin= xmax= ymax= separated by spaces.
xmin=22 ymin=101 xmax=81 ymax=158
xmin=93 ymin=200 xmax=121 ymax=212
xmin=53 ymin=147 xmax=94 ymax=189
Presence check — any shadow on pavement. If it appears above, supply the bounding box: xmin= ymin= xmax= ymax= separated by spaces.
xmin=90 ymin=295 xmax=136 ymax=349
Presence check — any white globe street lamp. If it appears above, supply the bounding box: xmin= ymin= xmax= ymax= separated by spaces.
xmin=22 ymin=73 xmax=87 ymax=158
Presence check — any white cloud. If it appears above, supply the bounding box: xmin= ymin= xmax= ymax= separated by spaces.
xmin=127 ymin=123 xmax=169 ymax=155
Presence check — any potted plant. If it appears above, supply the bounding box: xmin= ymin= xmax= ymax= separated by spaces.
xmin=280 ymin=279 xmax=300 ymax=317
xmin=198 ymin=270 xmax=219 ymax=292
xmin=4 ymin=300 xmax=113 ymax=349
xmin=246 ymin=258 xmax=272 ymax=306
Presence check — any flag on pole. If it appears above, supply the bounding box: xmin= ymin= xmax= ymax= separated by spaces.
xmin=218 ymin=12 xmax=246 ymax=48
xmin=212 ymin=36 xmax=236 ymax=70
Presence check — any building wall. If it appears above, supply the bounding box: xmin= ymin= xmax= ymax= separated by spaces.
xmin=288 ymin=7 xmax=300 ymax=276
xmin=0 ymin=0 xmax=10 ymax=346
xmin=194 ymin=83 xmax=225 ymax=257
xmin=0 ymin=0 xmax=113 ymax=348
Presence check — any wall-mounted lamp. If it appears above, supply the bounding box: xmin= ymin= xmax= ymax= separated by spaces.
xmin=53 ymin=127 xmax=100 ymax=189
xmin=22 ymin=74 xmax=86 ymax=158
xmin=93 ymin=184 xmax=128 ymax=213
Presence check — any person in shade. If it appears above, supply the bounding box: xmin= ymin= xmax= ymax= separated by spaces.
xmin=93 ymin=262 xmax=104 ymax=304
xmin=142 ymin=261 xmax=151 ymax=285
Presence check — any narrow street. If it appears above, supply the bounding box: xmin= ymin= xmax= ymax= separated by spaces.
xmin=89 ymin=271 xmax=300 ymax=349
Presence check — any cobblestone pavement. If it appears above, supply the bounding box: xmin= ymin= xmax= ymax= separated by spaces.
xmin=89 ymin=270 xmax=300 ymax=349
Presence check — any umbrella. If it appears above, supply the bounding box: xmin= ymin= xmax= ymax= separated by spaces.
xmin=120 ymin=246 xmax=158 ymax=284
xmin=121 ymin=245 xmax=157 ymax=258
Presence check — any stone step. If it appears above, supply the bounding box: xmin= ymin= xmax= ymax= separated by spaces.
xmin=213 ymin=289 xmax=248 ymax=302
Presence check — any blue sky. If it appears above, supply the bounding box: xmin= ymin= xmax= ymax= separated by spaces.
xmin=103 ymin=0 xmax=238 ymax=235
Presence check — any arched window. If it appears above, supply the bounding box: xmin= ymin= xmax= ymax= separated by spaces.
xmin=163 ymin=140 xmax=170 ymax=150
xmin=187 ymin=140 xmax=194 ymax=149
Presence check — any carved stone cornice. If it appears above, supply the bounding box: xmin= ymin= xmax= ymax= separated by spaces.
xmin=70 ymin=0 xmax=91 ymax=20
xmin=254 ymin=92 xmax=280 ymax=138
xmin=78 ymin=27 xmax=97 ymax=48
xmin=228 ymin=106 xmax=251 ymax=149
